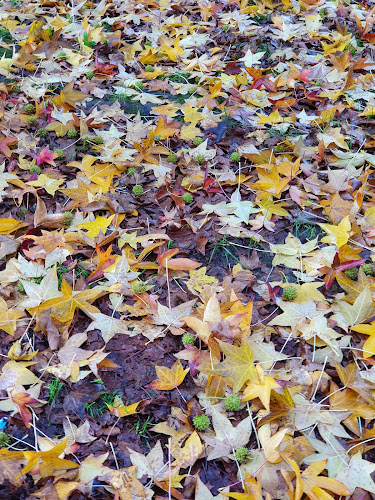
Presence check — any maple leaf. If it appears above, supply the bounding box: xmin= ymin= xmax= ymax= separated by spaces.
xmin=242 ymin=365 xmax=280 ymax=411
xmin=0 ymin=217 xmax=28 ymax=235
xmin=86 ymin=312 xmax=137 ymax=343
xmin=51 ymin=81 xmax=89 ymax=110
xmin=270 ymin=233 xmax=319 ymax=269
xmin=239 ymin=49 xmax=265 ymax=67
xmin=0 ymin=448 xmax=25 ymax=487
xmin=150 ymin=359 xmax=189 ymax=390
xmin=86 ymin=244 xmax=116 ymax=283
xmin=129 ymin=441 xmax=166 ymax=481
xmin=335 ymin=452 xmax=375 ymax=495
xmin=99 ymin=466 xmax=153 ymax=499
xmin=20 ymin=438 xmax=79 ymax=478
xmin=20 ymin=266 xmax=61 ymax=309
xmin=171 ymin=430 xmax=203 ymax=468
xmin=0 ymin=136 xmax=16 ymax=158
xmin=259 ymin=387 xmax=295 ymax=426
xmin=106 ymin=395 xmax=142 ymax=417
xmin=202 ymin=407 xmax=252 ymax=460
xmin=351 ymin=321 xmax=375 ymax=358
xmin=28 ymin=279 xmax=104 ymax=326
xmin=214 ymin=339 xmax=258 ymax=393
xmin=0 ymin=297 xmax=24 ymax=335
xmin=285 ymin=456 xmax=350 ymax=500
xmin=157 ymin=248 xmax=201 ymax=271
xmin=337 ymin=287 xmax=374 ymax=327
xmin=259 ymin=423 xmax=290 ymax=463
xmin=11 ymin=391 xmax=41 ymax=428
xmin=33 ymin=146 xmax=59 ymax=167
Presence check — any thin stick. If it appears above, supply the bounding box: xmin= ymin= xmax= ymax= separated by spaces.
xmin=168 ymin=437 xmax=172 ymax=500
xmin=110 ymin=442 xmax=119 ymax=470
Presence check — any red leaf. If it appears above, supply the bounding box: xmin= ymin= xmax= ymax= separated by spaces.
xmin=33 ymin=146 xmax=59 ymax=166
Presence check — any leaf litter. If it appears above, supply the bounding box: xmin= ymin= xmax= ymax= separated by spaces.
xmin=0 ymin=0 xmax=375 ymax=498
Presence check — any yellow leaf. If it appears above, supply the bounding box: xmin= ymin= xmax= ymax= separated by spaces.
xmin=319 ymin=215 xmax=351 ymax=249
xmin=256 ymin=109 xmax=294 ymax=125
xmin=242 ymin=365 xmax=280 ymax=411
xmin=28 ymin=279 xmax=103 ymax=326
xmin=214 ymin=339 xmax=257 ymax=393
xmin=0 ymin=218 xmax=27 ymax=234
xmin=106 ymin=396 xmax=142 ymax=417
xmin=20 ymin=438 xmax=79 ymax=478
xmin=150 ymin=359 xmax=189 ymax=390
xmin=0 ymin=297 xmax=24 ymax=335
xmin=284 ymin=456 xmax=350 ymax=499
xmin=77 ymin=215 xmax=114 ymax=239
xmin=171 ymin=431 xmax=203 ymax=468
xmin=351 ymin=322 xmax=375 ymax=359
xmin=186 ymin=267 xmax=217 ymax=295
xmin=258 ymin=423 xmax=290 ymax=463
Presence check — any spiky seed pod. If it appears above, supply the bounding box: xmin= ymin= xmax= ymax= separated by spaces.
xmin=132 ymin=281 xmax=147 ymax=294
xmin=182 ymin=333 xmax=195 ymax=345
xmin=230 ymin=152 xmax=241 ymax=162
xmin=167 ymin=153 xmax=178 ymax=164
xmin=362 ymin=264 xmax=375 ymax=276
xmin=282 ymin=286 xmax=297 ymax=301
xmin=224 ymin=394 xmax=241 ymax=411
xmin=67 ymin=129 xmax=78 ymax=139
xmin=132 ymin=185 xmax=144 ymax=197
xmin=24 ymin=103 xmax=36 ymax=114
xmin=344 ymin=267 xmax=358 ymax=280
xmin=234 ymin=447 xmax=250 ymax=464
xmin=182 ymin=192 xmax=194 ymax=204
xmin=192 ymin=414 xmax=210 ymax=431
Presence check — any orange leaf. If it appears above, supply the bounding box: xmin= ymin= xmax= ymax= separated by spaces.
xmin=86 ymin=245 xmax=116 ymax=283
xmin=11 ymin=392 xmax=40 ymax=428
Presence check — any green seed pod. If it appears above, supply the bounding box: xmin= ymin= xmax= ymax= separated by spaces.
xmin=167 ymin=153 xmax=178 ymax=164
xmin=344 ymin=267 xmax=358 ymax=280
xmin=224 ymin=394 xmax=241 ymax=411
xmin=36 ymin=128 xmax=47 ymax=137
xmin=127 ymin=167 xmax=137 ymax=176
xmin=87 ymin=71 xmax=95 ymax=79
xmin=193 ymin=137 xmax=203 ymax=146
xmin=234 ymin=447 xmax=250 ymax=464
xmin=67 ymin=129 xmax=78 ymax=139
xmin=55 ymin=149 xmax=64 ymax=159
xmin=195 ymin=154 xmax=205 ymax=165
xmin=230 ymin=152 xmax=241 ymax=162
xmin=27 ymin=116 xmax=37 ymax=126
xmin=24 ymin=103 xmax=36 ymax=114
xmin=132 ymin=184 xmax=144 ymax=197
xmin=363 ymin=264 xmax=375 ymax=276
xmin=144 ymin=65 xmax=154 ymax=72
xmin=182 ymin=333 xmax=195 ymax=345
xmin=0 ymin=432 xmax=10 ymax=448
xmin=282 ymin=286 xmax=297 ymax=301
xmin=132 ymin=281 xmax=147 ymax=294
xmin=62 ymin=212 xmax=73 ymax=226
xmin=182 ymin=192 xmax=194 ymax=204
xmin=192 ymin=414 xmax=210 ymax=431
xmin=30 ymin=165 xmax=41 ymax=175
